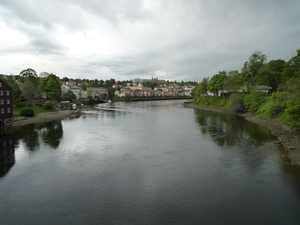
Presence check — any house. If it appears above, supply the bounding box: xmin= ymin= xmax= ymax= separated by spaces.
xmin=61 ymin=84 xmax=82 ymax=100
xmin=83 ymin=87 xmax=107 ymax=99
xmin=255 ymin=85 xmax=272 ymax=94
xmin=0 ymin=79 xmax=13 ymax=126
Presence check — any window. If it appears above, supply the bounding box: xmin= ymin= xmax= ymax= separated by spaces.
xmin=0 ymin=99 xmax=3 ymax=105
xmin=0 ymin=90 xmax=3 ymax=96
xmin=7 ymin=108 xmax=11 ymax=113
xmin=6 ymin=99 xmax=10 ymax=104
xmin=0 ymin=108 xmax=4 ymax=114
xmin=6 ymin=90 xmax=10 ymax=96
xmin=0 ymin=82 xmax=2 ymax=87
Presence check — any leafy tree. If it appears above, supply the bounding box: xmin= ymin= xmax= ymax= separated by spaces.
xmin=61 ymin=77 xmax=69 ymax=82
xmin=19 ymin=68 xmax=39 ymax=86
xmin=22 ymin=80 xmax=37 ymax=104
xmin=38 ymin=73 xmax=62 ymax=101
xmin=242 ymin=51 xmax=267 ymax=88
xmin=223 ymin=70 xmax=243 ymax=93
xmin=262 ymin=59 xmax=286 ymax=91
xmin=107 ymin=87 xmax=116 ymax=100
xmin=194 ymin=77 xmax=209 ymax=97
xmin=61 ymin=90 xmax=76 ymax=101
xmin=208 ymin=71 xmax=227 ymax=96
xmin=282 ymin=49 xmax=300 ymax=84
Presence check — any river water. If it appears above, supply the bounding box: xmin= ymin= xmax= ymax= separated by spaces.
xmin=1 ymin=100 xmax=300 ymax=225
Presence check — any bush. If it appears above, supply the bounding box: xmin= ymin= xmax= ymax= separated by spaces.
xmin=243 ymin=91 xmax=267 ymax=112
xmin=20 ymin=108 xmax=35 ymax=117
xmin=285 ymin=100 xmax=300 ymax=128
xmin=227 ymin=93 xmax=245 ymax=113
xmin=43 ymin=101 xmax=54 ymax=110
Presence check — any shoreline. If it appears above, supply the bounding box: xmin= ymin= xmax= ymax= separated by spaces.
xmin=12 ymin=110 xmax=73 ymax=127
xmin=186 ymin=103 xmax=300 ymax=166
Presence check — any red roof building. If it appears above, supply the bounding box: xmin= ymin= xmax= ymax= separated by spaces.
xmin=0 ymin=79 xmax=13 ymax=126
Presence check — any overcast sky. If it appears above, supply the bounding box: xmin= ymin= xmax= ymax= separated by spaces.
xmin=0 ymin=0 xmax=299 ymax=82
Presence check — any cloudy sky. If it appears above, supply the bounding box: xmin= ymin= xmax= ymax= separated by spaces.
xmin=0 ymin=0 xmax=299 ymax=82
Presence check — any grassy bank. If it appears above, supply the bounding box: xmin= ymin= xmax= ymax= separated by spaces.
xmin=13 ymin=104 xmax=57 ymax=117
xmin=193 ymin=91 xmax=299 ymax=129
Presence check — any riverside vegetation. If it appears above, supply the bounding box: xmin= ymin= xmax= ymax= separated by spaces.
xmin=191 ymin=49 xmax=300 ymax=165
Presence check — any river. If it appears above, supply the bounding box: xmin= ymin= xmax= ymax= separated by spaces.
xmin=1 ymin=100 xmax=300 ymax=225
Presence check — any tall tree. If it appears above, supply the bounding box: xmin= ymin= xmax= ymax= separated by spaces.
xmin=282 ymin=49 xmax=300 ymax=84
xmin=223 ymin=70 xmax=243 ymax=93
xmin=208 ymin=71 xmax=227 ymax=96
xmin=22 ymin=80 xmax=37 ymax=104
xmin=19 ymin=68 xmax=39 ymax=86
xmin=38 ymin=73 xmax=62 ymax=101
xmin=194 ymin=77 xmax=209 ymax=97
xmin=242 ymin=50 xmax=267 ymax=88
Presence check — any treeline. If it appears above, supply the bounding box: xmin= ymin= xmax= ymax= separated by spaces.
xmin=192 ymin=49 xmax=300 ymax=128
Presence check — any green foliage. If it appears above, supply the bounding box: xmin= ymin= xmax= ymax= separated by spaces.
xmin=43 ymin=101 xmax=54 ymax=110
xmin=243 ymin=91 xmax=267 ymax=112
xmin=20 ymin=108 xmax=35 ymax=117
xmin=208 ymin=71 xmax=227 ymax=96
xmin=38 ymin=73 xmax=62 ymax=101
xmin=107 ymin=87 xmax=116 ymax=100
xmin=226 ymin=93 xmax=245 ymax=113
xmin=124 ymin=93 xmax=131 ymax=101
xmin=285 ymin=100 xmax=300 ymax=128
xmin=22 ymin=80 xmax=37 ymax=102
xmin=242 ymin=50 xmax=267 ymax=88
xmin=19 ymin=68 xmax=39 ymax=86
xmin=61 ymin=90 xmax=76 ymax=101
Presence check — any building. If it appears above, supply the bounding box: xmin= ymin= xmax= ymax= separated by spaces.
xmin=0 ymin=79 xmax=13 ymax=126
xmin=61 ymin=84 xmax=82 ymax=100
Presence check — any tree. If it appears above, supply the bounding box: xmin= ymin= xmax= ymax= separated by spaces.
xmin=266 ymin=59 xmax=285 ymax=91
xmin=242 ymin=51 xmax=267 ymax=88
xmin=38 ymin=73 xmax=62 ymax=101
xmin=282 ymin=49 xmax=300 ymax=84
xmin=22 ymin=80 xmax=37 ymax=104
xmin=208 ymin=71 xmax=227 ymax=96
xmin=194 ymin=77 xmax=209 ymax=97
xmin=61 ymin=90 xmax=76 ymax=101
xmin=107 ymin=87 xmax=116 ymax=100
xmin=19 ymin=68 xmax=39 ymax=86
xmin=223 ymin=70 xmax=243 ymax=93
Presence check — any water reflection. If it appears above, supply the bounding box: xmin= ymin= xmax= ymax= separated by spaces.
xmin=39 ymin=121 xmax=63 ymax=149
xmin=0 ymin=135 xmax=15 ymax=178
xmin=194 ymin=109 xmax=276 ymax=148
xmin=13 ymin=120 xmax=63 ymax=151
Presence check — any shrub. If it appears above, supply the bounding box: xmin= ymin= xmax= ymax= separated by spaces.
xmin=20 ymin=108 xmax=35 ymax=117
xmin=285 ymin=100 xmax=300 ymax=128
xmin=243 ymin=91 xmax=267 ymax=112
xmin=227 ymin=93 xmax=245 ymax=113
xmin=43 ymin=101 xmax=54 ymax=110
xmin=44 ymin=101 xmax=53 ymax=109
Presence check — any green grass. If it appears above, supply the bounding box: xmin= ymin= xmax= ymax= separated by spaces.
xmin=13 ymin=104 xmax=57 ymax=117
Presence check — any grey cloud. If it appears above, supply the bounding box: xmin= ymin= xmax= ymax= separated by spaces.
xmin=0 ymin=0 xmax=300 ymax=81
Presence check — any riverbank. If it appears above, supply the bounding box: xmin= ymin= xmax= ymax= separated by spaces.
xmin=12 ymin=110 xmax=73 ymax=127
xmin=186 ymin=103 xmax=300 ymax=166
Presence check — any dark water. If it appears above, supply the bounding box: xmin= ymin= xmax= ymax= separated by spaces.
xmin=1 ymin=100 xmax=300 ymax=225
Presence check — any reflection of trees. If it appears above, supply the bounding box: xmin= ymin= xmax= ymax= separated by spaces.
xmin=194 ymin=109 xmax=278 ymax=172
xmin=13 ymin=120 xmax=64 ymax=151
xmin=0 ymin=135 xmax=16 ymax=178
xmin=194 ymin=109 xmax=276 ymax=148
xmin=40 ymin=121 xmax=63 ymax=149
xmin=15 ymin=124 xmax=40 ymax=151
